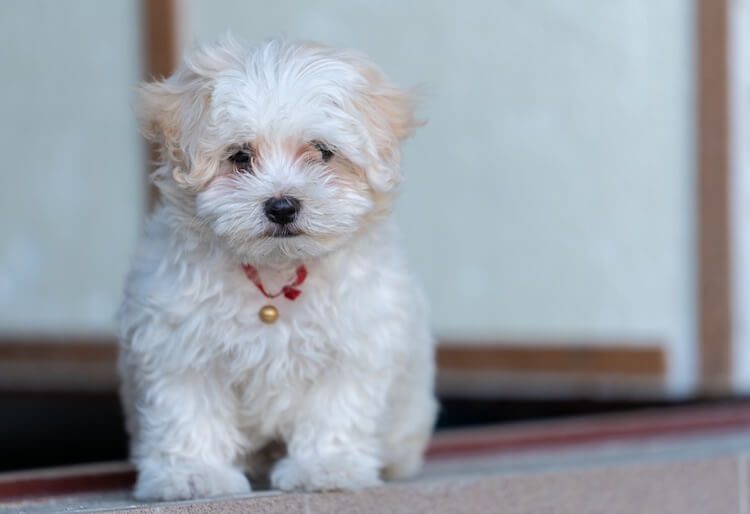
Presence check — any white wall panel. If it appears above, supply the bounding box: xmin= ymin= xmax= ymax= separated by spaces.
xmin=0 ymin=1 xmax=143 ymax=334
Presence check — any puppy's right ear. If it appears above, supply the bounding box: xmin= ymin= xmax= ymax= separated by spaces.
xmin=137 ymin=77 xmax=190 ymax=166
xmin=136 ymin=38 xmax=243 ymax=189
xmin=137 ymin=57 xmax=217 ymax=174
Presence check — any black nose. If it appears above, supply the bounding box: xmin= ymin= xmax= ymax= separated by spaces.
xmin=264 ymin=196 xmax=300 ymax=225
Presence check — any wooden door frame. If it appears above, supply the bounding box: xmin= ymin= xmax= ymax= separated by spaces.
xmin=697 ymin=0 xmax=733 ymax=395
xmin=143 ymin=0 xmax=182 ymax=209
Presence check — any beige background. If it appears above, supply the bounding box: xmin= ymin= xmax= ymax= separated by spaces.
xmin=0 ymin=1 xmax=698 ymax=394
xmin=0 ymin=1 xmax=143 ymax=334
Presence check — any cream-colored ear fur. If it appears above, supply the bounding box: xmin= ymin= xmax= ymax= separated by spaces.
xmin=339 ymin=51 xmax=422 ymax=193
xmin=137 ymin=39 xmax=244 ymax=190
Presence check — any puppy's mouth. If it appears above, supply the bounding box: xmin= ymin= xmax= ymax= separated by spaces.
xmin=267 ymin=226 xmax=303 ymax=238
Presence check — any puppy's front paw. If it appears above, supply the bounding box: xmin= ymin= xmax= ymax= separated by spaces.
xmin=271 ymin=455 xmax=381 ymax=492
xmin=134 ymin=461 xmax=251 ymax=501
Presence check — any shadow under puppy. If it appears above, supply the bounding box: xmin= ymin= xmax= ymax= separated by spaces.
xmin=117 ymin=37 xmax=437 ymax=501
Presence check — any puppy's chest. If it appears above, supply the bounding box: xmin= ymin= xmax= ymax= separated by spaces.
xmin=217 ymin=273 xmax=343 ymax=379
xmin=223 ymin=296 xmax=340 ymax=425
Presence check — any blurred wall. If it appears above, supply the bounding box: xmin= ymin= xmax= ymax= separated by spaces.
xmin=0 ymin=1 xmax=698 ymax=394
xmin=188 ymin=0 xmax=696 ymax=393
xmin=0 ymin=1 xmax=143 ymax=334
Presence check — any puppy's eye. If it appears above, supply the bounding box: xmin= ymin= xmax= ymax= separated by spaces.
xmin=229 ymin=149 xmax=253 ymax=173
xmin=313 ymin=141 xmax=334 ymax=162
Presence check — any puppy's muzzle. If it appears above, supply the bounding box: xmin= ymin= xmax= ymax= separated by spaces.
xmin=264 ymin=196 xmax=300 ymax=225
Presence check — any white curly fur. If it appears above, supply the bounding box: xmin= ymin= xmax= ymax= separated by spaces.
xmin=117 ymin=37 xmax=436 ymax=501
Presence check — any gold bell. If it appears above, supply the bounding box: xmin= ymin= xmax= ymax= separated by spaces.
xmin=258 ymin=304 xmax=279 ymax=324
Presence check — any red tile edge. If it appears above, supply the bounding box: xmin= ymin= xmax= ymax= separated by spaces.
xmin=2 ymin=404 xmax=750 ymax=501
xmin=427 ymin=404 xmax=750 ymax=458
xmin=0 ymin=469 xmax=135 ymax=501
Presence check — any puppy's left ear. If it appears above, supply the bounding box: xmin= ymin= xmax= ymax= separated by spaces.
xmin=345 ymin=53 xmax=423 ymax=193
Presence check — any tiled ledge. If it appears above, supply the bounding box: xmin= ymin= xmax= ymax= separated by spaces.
xmin=4 ymin=404 xmax=750 ymax=513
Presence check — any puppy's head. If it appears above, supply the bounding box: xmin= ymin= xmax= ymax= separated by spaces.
xmin=139 ymin=37 xmax=419 ymax=263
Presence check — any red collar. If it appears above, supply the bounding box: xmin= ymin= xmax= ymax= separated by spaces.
xmin=241 ymin=264 xmax=308 ymax=301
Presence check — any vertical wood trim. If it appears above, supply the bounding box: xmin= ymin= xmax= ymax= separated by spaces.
xmin=142 ymin=0 xmax=182 ymax=209
xmin=698 ymin=0 xmax=733 ymax=394
xmin=143 ymin=0 xmax=181 ymax=81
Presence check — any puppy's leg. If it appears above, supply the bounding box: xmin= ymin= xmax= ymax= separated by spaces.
xmin=129 ymin=369 xmax=251 ymax=501
xmin=270 ymin=370 xmax=385 ymax=492
xmin=381 ymin=384 xmax=437 ymax=480
xmin=382 ymin=328 xmax=437 ymax=480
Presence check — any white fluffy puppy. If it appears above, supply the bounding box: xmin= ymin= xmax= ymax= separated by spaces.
xmin=117 ymin=37 xmax=437 ymax=501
